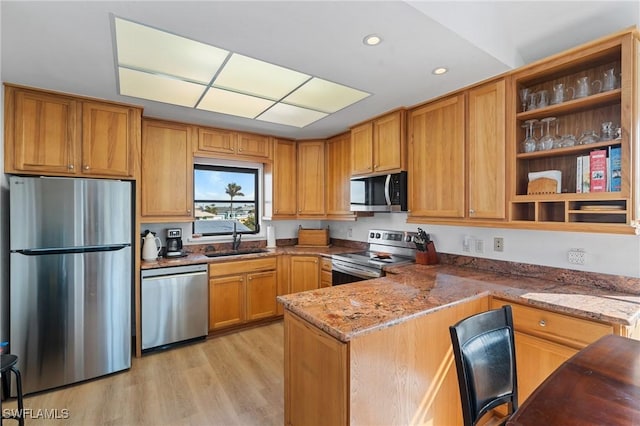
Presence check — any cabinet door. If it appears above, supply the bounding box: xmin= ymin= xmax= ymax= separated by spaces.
xmin=514 ymin=332 xmax=576 ymax=402
xmin=408 ymin=94 xmax=465 ymax=218
xmin=246 ymin=270 xmax=277 ymax=321
xmin=276 ymin=254 xmax=291 ymax=315
xmin=198 ymin=127 xmax=237 ymax=155
xmin=237 ymin=132 xmax=271 ymax=159
xmin=82 ymin=102 xmax=137 ymax=177
xmin=11 ymin=88 xmax=78 ymax=174
xmin=467 ymin=80 xmax=506 ymax=219
xmin=285 ymin=312 xmax=348 ymax=426
xmin=351 ymin=122 xmax=373 ymax=176
xmin=141 ymin=119 xmax=194 ymax=220
xmin=273 ymin=139 xmax=298 ymax=218
xmin=297 ymin=141 xmax=325 ymax=217
xmin=290 ymin=256 xmax=319 ymax=293
xmin=373 ymin=110 xmax=404 ymax=173
xmin=209 ymin=275 xmax=245 ymax=330
xmin=325 ymin=133 xmax=354 ymax=217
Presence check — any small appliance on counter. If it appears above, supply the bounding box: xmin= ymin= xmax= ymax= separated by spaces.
xmin=165 ymin=228 xmax=186 ymax=257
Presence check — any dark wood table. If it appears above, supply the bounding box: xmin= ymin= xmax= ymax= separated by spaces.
xmin=507 ymin=334 xmax=640 ymax=425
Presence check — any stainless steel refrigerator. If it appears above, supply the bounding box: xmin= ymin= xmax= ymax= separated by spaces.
xmin=9 ymin=176 xmax=133 ymax=395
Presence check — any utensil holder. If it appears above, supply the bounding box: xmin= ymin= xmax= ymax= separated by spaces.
xmin=416 ymin=242 xmax=438 ymax=265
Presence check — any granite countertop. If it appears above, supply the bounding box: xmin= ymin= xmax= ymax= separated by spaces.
xmin=278 ymin=263 xmax=640 ymax=342
xmin=140 ymin=245 xmax=360 ymax=269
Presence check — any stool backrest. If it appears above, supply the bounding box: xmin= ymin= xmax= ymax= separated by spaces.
xmin=449 ymin=305 xmax=518 ymax=426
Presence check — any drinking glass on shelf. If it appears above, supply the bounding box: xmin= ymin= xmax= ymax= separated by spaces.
xmin=522 ymin=119 xmax=538 ymax=153
xmin=560 ymin=134 xmax=576 ymax=147
xmin=602 ymin=68 xmax=616 ymax=91
xmin=601 ymin=121 xmax=614 ymax=140
xmin=578 ymin=130 xmax=600 ymax=145
xmin=527 ymin=93 xmax=537 ymax=111
xmin=519 ymin=88 xmax=531 ymax=112
xmin=538 ymin=117 xmax=555 ymax=151
xmin=537 ymin=90 xmax=549 ymax=109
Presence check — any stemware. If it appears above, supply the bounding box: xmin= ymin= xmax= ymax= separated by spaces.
xmin=538 ymin=117 xmax=555 ymax=151
xmin=522 ymin=119 xmax=538 ymax=153
xmin=519 ymin=88 xmax=531 ymax=112
xmin=527 ymin=93 xmax=537 ymax=111
xmin=578 ymin=130 xmax=600 ymax=145
xmin=537 ymin=90 xmax=549 ymax=109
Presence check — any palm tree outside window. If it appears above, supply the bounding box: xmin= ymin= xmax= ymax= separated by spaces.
xmin=193 ymin=165 xmax=259 ymax=236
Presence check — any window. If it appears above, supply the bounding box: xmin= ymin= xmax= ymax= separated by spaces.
xmin=193 ymin=164 xmax=259 ymax=236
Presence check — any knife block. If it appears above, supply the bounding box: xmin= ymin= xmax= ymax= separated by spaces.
xmin=416 ymin=242 xmax=438 ymax=265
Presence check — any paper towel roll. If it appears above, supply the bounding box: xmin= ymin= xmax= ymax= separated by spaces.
xmin=266 ymin=225 xmax=276 ymax=248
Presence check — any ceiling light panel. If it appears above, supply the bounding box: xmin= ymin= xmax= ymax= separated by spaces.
xmin=283 ymin=78 xmax=370 ymax=113
xmin=115 ymin=17 xmax=228 ymax=84
xmin=197 ymin=87 xmax=275 ymax=119
xmin=257 ymin=103 xmax=328 ymax=128
xmin=213 ymin=54 xmax=311 ymax=100
xmin=118 ymin=68 xmax=206 ymax=107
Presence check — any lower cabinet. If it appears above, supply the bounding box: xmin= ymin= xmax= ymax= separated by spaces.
xmin=320 ymin=257 xmax=332 ymax=288
xmin=289 ymin=255 xmax=320 ymax=293
xmin=209 ymin=257 xmax=277 ymax=331
xmin=490 ymin=298 xmax=613 ymax=402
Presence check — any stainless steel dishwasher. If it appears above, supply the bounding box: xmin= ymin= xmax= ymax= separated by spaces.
xmin=141 ymin=264 xmax=208 ymax=351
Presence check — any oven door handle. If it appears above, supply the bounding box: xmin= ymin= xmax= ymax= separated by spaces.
xmin=332 ymin=260 xmax=381 ymax=279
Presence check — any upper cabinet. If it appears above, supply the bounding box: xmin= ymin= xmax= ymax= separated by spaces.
xmin=408 ymin=79 xmax=507 ymax=223
xmin=4 ymin=85 xmax=140 ymax=178
xmin=325 ymin=132 xmax=355 ymax=219
xmin=141 ymin=119 xmax=194 ymax=222
xmin=508 ymin=30 xmax=637 ymax=233
xmin=351 ymin=109 xmax=406 ymax=176
xmin=196 ymin=126 xmax=272 ymax=162
xmin=268 ymin=138 xmax=298 ymax=219
xmin=297 ymin=140 xmax=326 ymax=218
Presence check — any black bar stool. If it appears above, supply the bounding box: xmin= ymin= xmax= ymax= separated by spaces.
xmin=1 ymin=354 xmax=25 ymax=426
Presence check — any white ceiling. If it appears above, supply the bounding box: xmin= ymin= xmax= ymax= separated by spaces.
xmin=1 ymin=1 xmax=638 ymax=140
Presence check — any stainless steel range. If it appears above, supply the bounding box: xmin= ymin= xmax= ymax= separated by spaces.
xmin=331 ymin=229 xmax=417 ymax=285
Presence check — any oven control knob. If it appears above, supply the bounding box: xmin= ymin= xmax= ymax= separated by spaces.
xmin=405 ymin=235 xmax=413 ymax=242
xmin=370 ymin=232 xmax=375 ymax=238
xmin=375 ymin=233 xmax=381 ymax=239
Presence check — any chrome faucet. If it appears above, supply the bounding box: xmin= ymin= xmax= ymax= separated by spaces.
xmin=232 ymin=222 xmax=242 ymax=251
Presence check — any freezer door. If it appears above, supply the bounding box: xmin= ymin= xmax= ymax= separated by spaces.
xmin=10 ymin=247 xmax=132 ymax=394
xmin=9 ymin=176 xmax=132 ymax=249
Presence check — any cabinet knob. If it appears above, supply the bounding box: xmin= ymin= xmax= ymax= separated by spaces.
xmin=248 ymin=276 xmax=252 ymax=280
xmin=239 ymin=148 xmax=243 ymax=152
xmin=538 ymin=320 xmax=546 ymax=327
xmin=373 ymin=164 xmax=378 ymax=169
xmin=187 ymin=209 xmax=192 ymax=214
xmin=68 ymin=164 xmax=75 ymax=170
xmin=84 ymin=165 xmax=90 ymax=171
xmin=469 ymin=209 xmax=475 ymax=214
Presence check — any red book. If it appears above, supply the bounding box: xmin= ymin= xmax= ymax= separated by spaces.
xmin=589 ymin=149 xmax=607 ymax=192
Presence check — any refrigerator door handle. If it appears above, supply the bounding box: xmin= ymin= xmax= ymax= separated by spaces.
xmin=14 ymin=244 xmax=130 ymax=256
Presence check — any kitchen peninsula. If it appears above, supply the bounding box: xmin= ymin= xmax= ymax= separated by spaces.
xmin=279 ymin=263 xmax=640 ymax=426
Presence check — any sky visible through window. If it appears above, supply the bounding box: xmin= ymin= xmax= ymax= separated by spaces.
xmin=194 ymin=169 xmax=255 ymax=201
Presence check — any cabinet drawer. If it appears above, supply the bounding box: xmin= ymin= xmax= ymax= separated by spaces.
xmin=210 ymin=257 xmax=277 ymax=277
xmin=491 ymin=298 xmax=612 ymax=349
xmin=320 ymin=270 xmax=332 ymax=288
xmin=320 ymin=257 xmax=332 ymax=271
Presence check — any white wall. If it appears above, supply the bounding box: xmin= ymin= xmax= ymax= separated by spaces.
xmin=325 ymin=213 xmax=640 ymax=278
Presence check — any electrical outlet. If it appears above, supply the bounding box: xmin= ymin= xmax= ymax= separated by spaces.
xmin=462 ymin=235 xmax=471 ymax=252
xmin=475 ymin=239 xmax=484 ymax=253
xmin=568 ymin=248 xmax=586 ymax=265
xmin=493 ymin=237 xmax=504 ymax=252
xmin=347 ymin=227 xmax=353 ymax=238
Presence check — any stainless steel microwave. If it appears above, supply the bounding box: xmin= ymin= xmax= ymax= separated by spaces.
xmin=350 ymin=172 xmax=408 ymax=212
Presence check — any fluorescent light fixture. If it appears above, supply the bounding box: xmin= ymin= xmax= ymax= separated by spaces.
xmin=114 ymin=17 xmax=370 ymax=128
xmin=432 ymin=67 xmax=448 ymax=75
xmin=257 ymin=103 xmax=328 ymax=128
xmin=363 ymin=34 xmax=382 ymax=46
xmin=197 ymin=87 xmax=275 ymax=119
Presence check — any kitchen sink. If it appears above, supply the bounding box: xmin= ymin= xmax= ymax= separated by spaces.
xmin=203 ymin=248 xmax=271 ymax=258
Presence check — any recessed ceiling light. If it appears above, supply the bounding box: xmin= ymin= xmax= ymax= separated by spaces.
xmin=433 ymin=67 xmax=448 ymax=75
xmin=363 ymin=34 xmax=382 ymax=46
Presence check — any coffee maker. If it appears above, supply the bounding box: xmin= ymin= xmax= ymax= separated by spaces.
xmin=165 ymin=228 xmax=184 ymax=257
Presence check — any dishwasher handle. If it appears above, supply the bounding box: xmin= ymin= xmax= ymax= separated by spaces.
xmin=142 ymin=271 xmax=207 ymax=281
xmin=141 ymin=264 xmax=208 ymax=279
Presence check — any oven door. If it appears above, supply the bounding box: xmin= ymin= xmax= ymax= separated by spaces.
xmin=331 ymin=258 xmax=381 ymax=285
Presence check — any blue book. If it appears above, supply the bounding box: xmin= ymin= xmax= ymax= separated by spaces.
xmin=609 ymin=146 xmax=621 ymax=192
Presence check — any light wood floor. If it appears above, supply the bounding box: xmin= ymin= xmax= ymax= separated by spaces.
xmin=3 ymin=321 xmax=284 ymax=426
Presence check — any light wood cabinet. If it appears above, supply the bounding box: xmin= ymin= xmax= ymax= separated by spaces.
xmin=196 ymin=126 xmax=272 ymax=161
xmin=408 ymin=94 xmax=466 ymax=218
xmin=268 ymin=139 xmax=298 ymax=219
xmin=297 ymin=140 xmax=325 ymax=217
xmin=320 ymin=257 xmax=332 ymax=288
xmin=209 ymin=257 xmax=278 ymax=331
xmin=140 ymin=119 xmax=194 ymax=221
xmin=491 ymin=298 xmax=613 ymax=402
xmin=408 ymin=79 xmax=507 ymax=222
xmin=4 ymin=85 xmax=139 ymax=178
xmin=351 ymin=109 xmax=406 ymax=176
xmin=325 ymin=132 xmax=355 ymax=219
xmin=290 ymin=255 xmax=319 ymax=293
xmin=509 ymin=30 xmax=637 ymax=233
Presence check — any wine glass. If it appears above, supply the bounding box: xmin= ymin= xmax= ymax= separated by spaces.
xmin=538 ymin=117 xmax=555 ymax=151
xmin=519 ymin=88 xmax=531 ymax=113
xmin=523 ymin=119 xmax=538 ymax=153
